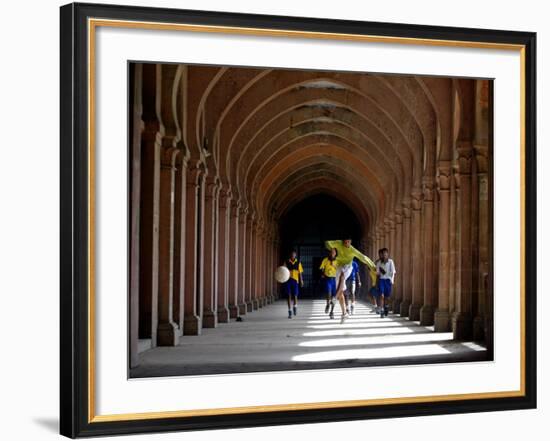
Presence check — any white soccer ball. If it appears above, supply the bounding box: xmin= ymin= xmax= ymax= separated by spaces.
xmin=275 ymin=266 xmax=290 ymax=283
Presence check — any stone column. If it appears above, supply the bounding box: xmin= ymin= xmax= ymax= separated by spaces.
xmin=237 ymin=207 xmax=248 ymax=315
xmin=250 ymin=221 xmax=259 ymax=310
xmin=389 ymin=215 xmax=396 ymax=258
xmin=420 ymin=177 xmax=436 ymax=325
xmin=217 ymin=189 xmax=231 ymax=323
xmin=245 ymin=216 xmax=255 ymax=312
xmin=264 ymin=230 xmax=271 ymax=304
xmin=383 ymin=216 xmax=392 ymax=309
xmin=268 ymin=230 xmax=275 ymax=303
xmin=470 ymin=155 xmax=480 ymax=338
xmin=260 ymin=226 xmax=267 ymax=307
xmin=449 ymin=165 xmax=459 ymax=317
xmin=473 ymin=145 xmax=489 ymax=341
xmin=275 ymin=238 xmax=281 ymax=299
xmin=409 ymin=188 xmax=423 ymax=321
xmin=138 ymin=124 xmax=161 ymax=346
xmin=129 ymin=64 xmax=143 ymax=367
xmin=157 ymin=148 xmax=180 ymax=346
xmin=202 ymin=176 xmax=218 ymax=328
xmin=172 ymin=151 xmax=188 ymax=336
xmin=271 ymin=234 xmax=278 ymax=302
xmin=227 ymin=198 xmax=240 ymax=319
xmin=183 ymin=165 xmax=203 ymax=335
xmin=373 ymin=226 xmax=380 ymax=255
xmin=453 ymin=142 xmax=474 ymax=340
xmin=399 ymin=199 xmax=412 ymax=317
xmin=393 ymin=209 xmax=403 ymax=313
xmin=434 ymin=161 xmax=452 ymax=331
xmin=258 ymin=226 xmax=266 ymax=307
xmin=383 ymin=219 xmax=390 ymax=251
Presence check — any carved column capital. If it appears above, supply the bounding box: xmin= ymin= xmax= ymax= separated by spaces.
xmin=394 ymin=207 xmax=403 ymax=225
xmin=160 ymin=146 xmax=180 ymax=170
xmin=401 ymin=197 xmax=412 ymax=219
xmin=437 ymin=160 xmax=453 ymax=192
xmin=410 ymin=187 xmax=423 ymax=211
xmin=474 ymin=144 xmax=489 ymax=174
xmin=422 ymin=176 xmax=435 ymax=201
xmin=230 ymin=198 xmax=240 ymax=218
xmin=218 ymin=187 xmax=231 ymax=209
xmin=456 ymin=140 xmax=474 ymax=174
xmin=386 ymin=215 xmax=396 ymax=232
xmin=238 ymin=203 xmax=248 ymax=222
xmin=186 ymin=161 xmax=204 ymax=187
xmin=204 ymin=176 xmax=219 ymax=201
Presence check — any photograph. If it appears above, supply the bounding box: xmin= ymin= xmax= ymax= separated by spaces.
xmin=128 ymin=62 xmax=494 ymax=378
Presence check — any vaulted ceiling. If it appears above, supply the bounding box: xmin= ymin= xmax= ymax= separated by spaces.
xmin=152 ymin=64 xmax=460 ymax=237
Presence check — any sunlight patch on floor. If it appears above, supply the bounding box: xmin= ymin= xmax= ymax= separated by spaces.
xmin=298 ymin=332 xmax=454 ymax=347
xmin=305 ymin=321 xmax=407 ymax=329
xmin=292 ymin=343 xmax=451 ymax=362
xmin=460 ymin=342 xmax=486 ymax=351
xmin=302 ymin=327 xmax=415 ymax=337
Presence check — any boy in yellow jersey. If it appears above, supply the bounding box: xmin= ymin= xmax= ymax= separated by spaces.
xmin=320 ymin=248 xmax=338 ymax=319
xmin=325 ymin=237 xmax=377 ymax=323
xmin=283 ymin=250 xmax=304 ymax=318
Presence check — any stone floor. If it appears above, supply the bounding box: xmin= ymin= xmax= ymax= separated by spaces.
xmin=131 ymin=299 xmax=488 ymax=378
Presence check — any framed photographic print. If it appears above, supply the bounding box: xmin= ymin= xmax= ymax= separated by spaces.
xmin=60 ymin=2 xmax=537 ymax=438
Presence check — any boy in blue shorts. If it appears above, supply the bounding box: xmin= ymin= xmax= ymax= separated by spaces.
xmin=345 ymin=259 xmax=361 ymax=315
xmin=376 ymin=247 xmax=396 ymax=318
xmin=284 ymin=250 xmax=304 ymax=318
xmin=320 ymin=248 xmax=338 ymax=319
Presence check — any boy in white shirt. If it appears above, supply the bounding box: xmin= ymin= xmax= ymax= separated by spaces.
xmin=376 ymin=248 xmax=396 ymax=318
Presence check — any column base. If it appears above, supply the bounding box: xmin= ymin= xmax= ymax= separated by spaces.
xmin=399 ymin=300 xmax=410 ymax=317
xmin=183 ymin=314 xmax=201 ymax=335
xmin=473 ymin=315 xmax=485 ymax=342
xmin=419 ymin=304 xmax=435 ymax=326
xmin=452 ymin=312 xmax=473 ymax=340
xmin=228 ymin=304 xmax=239 ymax=319
xmin=252 ymin=299 xmax=259 ymax=310
xmin=238 ymin=303 xmax=247 ymax=315
xmin=409 ymin=303 xmax=421 ymax=321
xmin=246 ymin=301 xmax=254 ymax=312
xmin=392 ymin=298 xmax=402 ymax=313
xmin=217 ymin=306 xmax=230 ymax=323
xmin=434 ymin=309 xmax=451 ymax=332
xmin=157 ymin=322 xmax=180 ymax=346
xmin=202 ymin=310 xmax=218 ymax=328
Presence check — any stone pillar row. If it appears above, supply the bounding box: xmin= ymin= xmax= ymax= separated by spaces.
xmin=367 ymin=141 xmax=489 ymax=343
xmin=140 ymin=147 xmax=280 ymax=344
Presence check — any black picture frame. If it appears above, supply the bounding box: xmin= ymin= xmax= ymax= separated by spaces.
xmin=60 ymin=2 xmax=537 ymax=438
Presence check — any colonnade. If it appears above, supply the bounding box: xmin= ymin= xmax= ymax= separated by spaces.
xmin=129 ymin=62 xmax=493 ymax=368
xmin=367 ymin=80 xmax=492 ymax=347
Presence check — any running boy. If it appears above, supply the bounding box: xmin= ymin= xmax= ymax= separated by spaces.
xmin=371 ymin=249 xmax=384 ymax=313
xmin=325 ymin=238 xmax=377 ymax=323
xmin=376 ymin=247 xmax=396 ymax=318
xmin=283 ymin=250 xmax=304 ymax=318
xmin=320 ymin=248 xmax=338 ymax=319
xmin=345 ymin=259 xmax=361 ymax=315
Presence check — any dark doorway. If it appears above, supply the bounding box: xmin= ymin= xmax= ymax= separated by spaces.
xmin=278 ymin=193 xmax=362 ymax=298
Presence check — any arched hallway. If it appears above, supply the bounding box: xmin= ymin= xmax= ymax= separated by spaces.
xmin=129 ymin=62 xmax=493 ymax=374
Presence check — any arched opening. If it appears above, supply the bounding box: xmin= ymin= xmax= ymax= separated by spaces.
xmin=277 ymin=193 xmax=363 ymax=297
